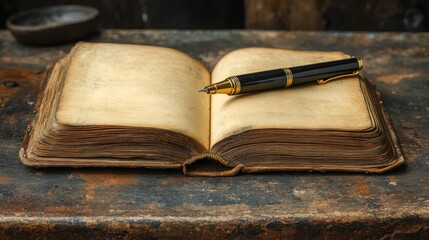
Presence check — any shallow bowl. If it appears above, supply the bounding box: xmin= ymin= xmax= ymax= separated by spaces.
xmin=7 ymin=5 xmax=99 ymax=45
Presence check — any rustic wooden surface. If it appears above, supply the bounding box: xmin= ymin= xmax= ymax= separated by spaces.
xmin=1 ymin=0 xmax=244 ymax=29
xmin=0 ymin=30 xmax=428 ymax=239
xmin=245 ymin=0 xmax=429 ymax=31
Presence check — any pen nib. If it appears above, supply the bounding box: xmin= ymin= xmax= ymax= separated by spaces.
xmin=198 ymin=87 xmax=209 ymax=93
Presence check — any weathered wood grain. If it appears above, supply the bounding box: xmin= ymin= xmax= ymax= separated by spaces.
xmin=0 ymin=30 xmax=428 ymax=239
xmin=245 ymin=0 xmax=429 ymax=31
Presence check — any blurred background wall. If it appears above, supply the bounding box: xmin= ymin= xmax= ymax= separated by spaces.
xmin=1 ymin=0 xmax=428 ymax=31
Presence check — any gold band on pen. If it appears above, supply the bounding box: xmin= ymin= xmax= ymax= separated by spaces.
xmin=283 ymin=68 xmax=293 ymax=87
xmin=228 ymin=76 xmax=241 ymax=95
xmin=357 ymin=58 xmax=364 ymax=70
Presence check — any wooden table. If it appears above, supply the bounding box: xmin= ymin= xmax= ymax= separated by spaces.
xmin=0 ymin=30 xmax=428 ymax=239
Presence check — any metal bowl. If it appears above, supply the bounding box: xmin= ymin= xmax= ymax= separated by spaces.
xmin=7 ymin=5 xmax=99 ymax=45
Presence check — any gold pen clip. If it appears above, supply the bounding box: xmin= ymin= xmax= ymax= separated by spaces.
xmin=316 ymin=71 xmax=360 ymax=85
xmin=317 ymin=57 xmax=363 ymax=85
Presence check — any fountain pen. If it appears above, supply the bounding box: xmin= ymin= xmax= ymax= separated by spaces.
xmin=199 ymin=57 xmax=363 ymax=95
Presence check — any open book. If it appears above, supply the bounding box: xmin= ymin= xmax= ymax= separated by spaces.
xmin=20 ymin=42 xmax=404 ymax=176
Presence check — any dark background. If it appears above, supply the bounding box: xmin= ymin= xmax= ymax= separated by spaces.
xmin=1 ymin=0 xmax=428 ymax=31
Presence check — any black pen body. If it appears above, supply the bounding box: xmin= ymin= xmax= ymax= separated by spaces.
xmin=236 ymin=69 xmax=287 ymax=93
xmin=235 ymin=58 xmax=362 ymax=94
xmin=289 ymin=58 xmax=361 ymax=85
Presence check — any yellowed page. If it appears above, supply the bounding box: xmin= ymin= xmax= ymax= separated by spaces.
xmin=210 ymin=48 xmax=372 ymax=147
xmin=56 ymin=42 xmax=210 ymax=149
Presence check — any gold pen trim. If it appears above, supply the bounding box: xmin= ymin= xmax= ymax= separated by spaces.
xmin=228 ymin=76 xmax=241 ymax=95
xmin=317 ymin=58 xmax=362 ymax=85
xmin=357 ymin=58 xmax=363 ymax=70
xmin=283 ymin=68 xmax=293 ymax=87
xmin=316 ymin=71 xmax=359 ymax=85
